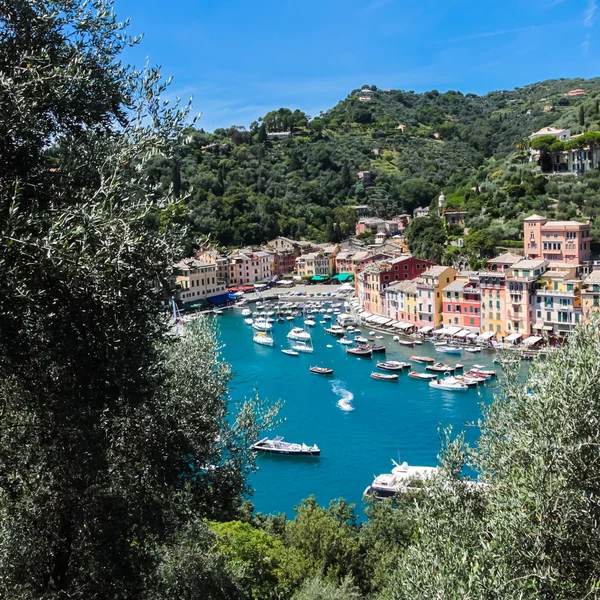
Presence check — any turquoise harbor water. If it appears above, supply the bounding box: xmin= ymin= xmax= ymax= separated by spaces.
xmin=217 ymin=307 xmax=501 ymax=517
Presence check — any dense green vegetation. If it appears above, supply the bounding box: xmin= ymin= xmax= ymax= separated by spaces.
xmin=148 ymin=77 xmax=600 ymax=252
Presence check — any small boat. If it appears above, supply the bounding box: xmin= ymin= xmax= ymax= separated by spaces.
xmin=287 ymin=327 xmax=311 ymax=341
xmin=310 ymin=366 xmax=333 ymax=375
xmin=397 ymin=339 xmax=414 ymax=347
xmin=212 ymin=309 xmax=223 ymax=315
xmin=410 ymin=356 xmax=435 ymax=363
xmin=323 ymin=314 xmax=332 ymax=320
xmin=281 ymin=349 xmax=299 ymax=356
xmin=408 ymin=371 xmax=437 ymax=380
xmin=277 ymin=316 xmax=285 ymax=323
xmin=242 ymin=308 xmax=251 ymax=316
xmin=325 ymin=325 xmax=346 ymax=336
xmin=472 ymin=364 xmax=496 ymax=377
xmin=244 ymin=318 xmax=253 ymax=325
xmin=371 ymin=372 xmax=399 ymax=381
xmin=426 ymin=362 xmax=456 ymax=373
xmin=375 ymin=335 xmax=383 ymax=339
xmin=286 ymin=315 xmax=295 ymax=321
xmin=346 ymin=345 xmax=373 ymax=357
xmin=251 ymin=436 xmax=320 ymax=456
xmin=436 ymin=346 xmax=463 ymax=354
xmin=293 ymin=342 xmax=314 ymax=353
xmin=305 ymin=319 xmax=316 ymax=327
xmin=465 ymin=370 xmax=491 ymax=380
xmin=429 ymin=376 xmax=469 ymax=392
xmin=369 ymin=331 xmax=375 ymax=335
xmin=338 ymin=337 xmax=354 ymax=345
xmin=355 ymin=336 xmax=368 ymax=344
xmin=455 ymin=374 xmax=485 ymax=386
xmin=319 ymin=320 xmax=327 ymax=324
xmin=464 ymin=347 xmax=482 ymax=353
xmin=370 ymin=344 xmax=386 ymax=353
xmin=377 ymin=361 xmax=411 ymax=371
xmin=253 ymin=332 xmax=274 ymax=347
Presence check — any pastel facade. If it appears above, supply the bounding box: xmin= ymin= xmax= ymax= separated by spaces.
xmin=229 ymin=249 xmax=273 ymax=285
xmin=524 ymin=215 xmax=592 ymax=265
xmin=175 ymin=259 xmax=226 ymax=304
xmin=296 ymin=245 xmax=339 ymax=278
xmin=416 ymin=266 xmax=457 ymax=327
xmin=441 ymin=274 xmax=481 ymax=332
xmin=582 ymin=270 xmax=600 ymax=318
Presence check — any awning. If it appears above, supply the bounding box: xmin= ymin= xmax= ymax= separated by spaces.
xmin=311 ymin=275 xmax=327 ymax=281
xmin=505 ymin=333 xmax=522 ymax=343
xmin=446 ymin=326 xmax=463 ymax=336
xmin=387 ymin=320 xmax=400 ymax=327
xmin=277 ymin=279 xmax=294 ymax=286
xmin=454 ymin=329 xmax=470 ymax=338
xmin=523 ymin=336 xmax=542 ymax=346
xmin=419 ymin=325 xmax=434 ymax=333
xmin=533 ymin=323 xmax=544 ymax=330
xmin=478 ymin=331 xmax=496 ymax=340
xmin=333 ymin=273 xmax=354 ymax=282
xmin=378 ymin=317 xmax=392 ymax=325
xmin=398 ymin=322 xmax=414 ymax=330
xmin=360 ymin=311 xmax=373 ymax=319
xmin=366 ymin=315 xmax=380 ymax=323
xmin=207 ymin=292 xmax=235 ymax=305
xmin=434 ymin=328 xmax=449 ymax=335
xmin=542 ymin=325 xmax=553 ymax=331
xmin=467 ymin=333 xmax=478 ymax=340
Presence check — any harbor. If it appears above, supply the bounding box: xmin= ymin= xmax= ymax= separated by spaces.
xmin=216 ymin=303 xmax=505 ymax=516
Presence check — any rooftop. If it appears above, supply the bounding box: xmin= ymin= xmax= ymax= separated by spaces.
xmin=585 ymin=270 xmax=600 ymax=284
xmin=175 ymin=258 xmax=212 ymax=271
xmin=443 ymin=280 xmax=469 ymax=293
xmin=523 ymin=214 xmax=547 ymax=222
xmin=422 ymin=265 xmax=451 ymax=278
xmin=510 ymin=259 xmax=547 ymax=270
xmin=487 ymin=252 xmax=523 ymax=265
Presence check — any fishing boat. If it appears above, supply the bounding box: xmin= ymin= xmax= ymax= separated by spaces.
xmin=377 ymin=361 xmax=411 ymax=371
xmin=408 ymin=371 xmax=437 ymax=380
xmin=252 ymin=319 xmax=272 ymax=332
xmin=281 ymin=349 xmax=299 ymax=356
xmin=436 ymin=345 xmax=463 ymax=354
xmin=338 ymin=337 xmax=354 ymax=345
xmin=251 ymin=436 xmax=320 ymax=456
xmin=346 ymin=345 xmax=373 ymax=357
xmin=253 ymin=331 xmax=274 ymax=347
xmin=410 ymin=356 xmax=435 ymax=363
xmin=364 ymin=460 xmax=437 ymax=497
xmin=397 ymin=339 xmax=414 ymax=347
xmin=355 ymin=336 xmax=368 ymax=344
xmin=426 ymin=362 xmax=457 ymax=373
xmin=370 ymin=344 xmax=386 ymax=353
xmin=287 ymin=327 xmax=311 ymax=341
xmin=310 ymin=366 xmax=333 ymax=375
xmin=325 ymin=324 xmax=346 ymax=336
xmin=371 ymin=372 xmax=399 ymax=381
xmin=292 ymin=341 xmax=314 ymax=353
xmin=429 ymin=376 xmax=469 ymax=392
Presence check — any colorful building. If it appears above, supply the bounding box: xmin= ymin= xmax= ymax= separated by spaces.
xmin=228 ymin=249 xmax=273 ymax=285
xmin=416 ymin=266 xmax=457 ymax=327
xmin=441 ymin=273 xmax=481 ymax=332
xmin=296 ymin=245 xmax=339 ymax=279
xmin=524 ymin=215 xmax=592 ymax=265
xmin=384 ymin=279 xmax=421 ymax=325
xmin=582 ymin=270 xmax=600 ymax=319
xmin=174 ymin=259 xmax=227 ymax=305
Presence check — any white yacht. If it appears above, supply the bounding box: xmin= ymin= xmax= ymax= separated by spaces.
xmin=429 ymin=376 xmax=468 ymax=392
xmin=241 ymin=308 xmax=252 ymax=316
xmin=292 ymin=341 xmax=314 ymax=353
xmin=364 ymin=461 xmax=437 ymax=497
xmin=253 ymin=332 xmax=274 ymax=346
xmin=252 ymin=319 xmax=272 ymax=332
xmin=325 ymin=324 xmax=345 ymax=336
xmin=287 ymin=327 xmax=311 ymax=341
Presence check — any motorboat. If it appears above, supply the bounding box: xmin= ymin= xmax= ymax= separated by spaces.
xmin=410 ymin=356 xmax=435 ymax=363
xmin=253 ymin=332 xmax=274 ymax=347
xmin=454 ymin=374 xmax=485 ymax=386
xmin=377 ymin=361 xmax=411 ymax=371
xmin=277 ymin=316 xmax=285 ymax=323
xmin=292 ymin=341 xmax=314 ymax=353
xmin=251 ymin=436 xmax=320 ymax=456
xmin=252 ymin=319 xmax=272 ymax=332
xmin=281 ymin=349 xmax=299 ymax=357
xmin=472 ymin=364 xmax=496 ymax=377
xmin=355 ymin=336 xmax=368 ymax=344
xmin=241 ymin=308 xmax=251 ymax=317
xmin=425 ymin=362 xmax=456 ymax=373
xmin=408 ymin=371 xmax=437 ymax=380
xmin=323 ymin=315 xmax=332 ymax=321
xmin=465 ymin=370 xmax=491 ymax=380
xmin=310 ymin=366 xmax=333 ymax=375
xmin=371 ymin=372 xmax=399 ymax=381
xmin=429 ymin=376 xmax=469 ymax=392
xmin=364 ymin=460 xmax=437 ymax=497
xmin=286 ymin=315 xmax=295 ymax=321
xmin=436 ymin=346 xmax=462 ymax=354
xmin=325 ymin=324 xmax=346 ymax=336
xmin=371 ymin=344 xmax=386 ymax=353
xmin=338 ymin=337 xmax=354 ymax=345
xmin=346 ymin=345 xmax=373 ymax=357
xmin=397 ymin=339 xmax=414 ymax=347
xmin=287 ymin=327 xmax=311 ymax=341
xmin=244 ymin=318 xmax=253 ymax=325
xmin=464 ymin=347 xmax=482 ymax=353
xmin=305 ymin=318 xmax=316 ymax=327
xmin=212 ymin=309 xmax=224 ymax=315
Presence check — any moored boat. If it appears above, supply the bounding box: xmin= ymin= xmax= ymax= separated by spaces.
xmin=355 ymin=336 xmax=368 ymax=344
xmin=346 ymin=345 xmax=373 ymax=357
xmin=410 ymin=355 xmax=435 ymax=363
xmin=244 ymin=318 xmax=254 ymax=325
xmin=292 ymin=341 xmax=314 ymax=353
xmin=281 ymin=349 xmax=299 ymax=356
xmin=364 ymin=460 xmax=437 ymax=497
xmin=429 ymin=376 xmax=469 ymax=392
xmin=436 ymin=345 xmax=462 ymax=354
xmin=251 ymin=436 xmax=320 ymax=456
xmin=377 ymin=361 xmax=411 ymax=371
xmin=408 ymin=371 xmax=438 ymax=380
xmin=464 ymin=347 xmax=482 ymax=353
xmin=338 ymin=337 xmax=354 ymax=345
xmin=287 ymin=327 xmax=311 ymax=341
xmin=325 ymin=324 xmax=345 ymax=336
xmin=371 ymin=372 xmax=399 ymax=381
xmin=310 ymin=366 xmax=333 ymax=375
xmin=426 ymin=362 xmax=457 ymax=373
xmin=252 ymin=319 xmax=272 ymax=331
xmin=370 ymin=344 xmax=386 ymax=353
xmin=253 ymin=332 xmax=274 ymax=347
xmin=397 ymin=339 xmax=414 ymax=347
xmin=472 ymin=364 xmax=496 ymax=377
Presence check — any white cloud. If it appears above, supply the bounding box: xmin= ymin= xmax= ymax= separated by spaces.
xmin=584 ymin=0 xmax=597 ymax=26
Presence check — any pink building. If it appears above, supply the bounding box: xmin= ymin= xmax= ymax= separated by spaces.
xmin=524 ymin=215 xmax=592 ymax=265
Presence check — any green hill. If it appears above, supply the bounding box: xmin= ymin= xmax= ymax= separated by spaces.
xmin=149 ymin=77 xmax=600 ymax=251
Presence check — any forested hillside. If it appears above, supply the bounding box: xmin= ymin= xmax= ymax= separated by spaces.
xmin=149 ymin=78 xmax=600 ymax=250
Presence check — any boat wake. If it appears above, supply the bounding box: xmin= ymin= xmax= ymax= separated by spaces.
xmin=331 ymin=380 xmax=354 ymax=411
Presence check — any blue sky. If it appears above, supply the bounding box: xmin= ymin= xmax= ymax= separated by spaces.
xmin=117 ymin=0 xmax=599 ymax=131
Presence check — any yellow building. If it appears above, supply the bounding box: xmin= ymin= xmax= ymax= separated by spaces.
xmin=174 ymin=259 xmax=227 ymax=305
xmin=404 ymin=280 xmax=421 ymax=325
xmin=582 ymin=270 xmax=600 ymax=319
xmin=295 ymin=245 xmax=339 ymax=279
xmin=416 ymin=265 xmax=457 ymax=327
